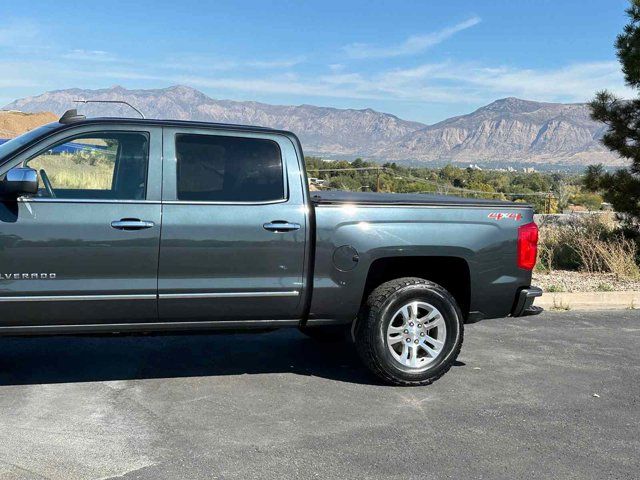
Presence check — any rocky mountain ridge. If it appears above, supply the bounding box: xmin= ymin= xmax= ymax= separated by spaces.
xmin=3 ymin=86 xmax=621 ymax=166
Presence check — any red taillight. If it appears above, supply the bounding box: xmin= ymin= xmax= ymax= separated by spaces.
xmin=517 ymin=222 xmax=538 ymax=270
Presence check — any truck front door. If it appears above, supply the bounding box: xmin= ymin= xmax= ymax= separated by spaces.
xmin=158 ymin=127 xmax=308 ymax=323
xmin=0 ymin=125 xmax=162 ymax=328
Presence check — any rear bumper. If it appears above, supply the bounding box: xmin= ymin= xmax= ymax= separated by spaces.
xmin=512 ymin=286 xmax=543 ymax=317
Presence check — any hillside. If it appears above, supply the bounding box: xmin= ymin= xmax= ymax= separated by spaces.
xmin=377 ymin=98 xmax=619 ymax=166
xmin=3 ymin=86 xmax=622 ymax=166
xmin=4 ymin=86 xmax=424 ymax=156
xmin=0 ymin=110 xmax=57 ymax=138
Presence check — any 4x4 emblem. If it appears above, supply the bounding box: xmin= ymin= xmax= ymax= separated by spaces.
xmin=488 ymin=212 xmax=522 ymax=221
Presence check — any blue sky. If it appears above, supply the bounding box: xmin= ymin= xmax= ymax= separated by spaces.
xmin=0 ymin=0 xmax=633 ymax=123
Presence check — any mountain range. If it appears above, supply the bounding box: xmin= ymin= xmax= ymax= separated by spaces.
xmin=3 ymin=85 xmax=621 ymax=167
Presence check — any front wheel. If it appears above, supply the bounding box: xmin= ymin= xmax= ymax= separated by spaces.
xmin=355 ymin=277 xmax=464 ymax=386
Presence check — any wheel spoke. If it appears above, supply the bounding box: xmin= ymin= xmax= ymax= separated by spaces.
xmin=409 ymin=344 xmax=418 ymax=367
xmin=388 ymin=334 xmax=404 ymax=345
xmin=419 ymin=342 xmax=438 ymax=358
xmin=388 ymin=325 xmax=405 ymax=334
xmin=419 ymin=308 xmax=438 ymax=323
xmin=409 ymin=302 xmax=419 ymax=320
xmin=401 ymin=305 xmax=412 ymax=322
xmin=424 ymin=336 xmax=444 ymax=349
xmin=422 ymin=315 xmax=444 ymax=330
xmin=400 ymin=343 xmax=410 ymax=364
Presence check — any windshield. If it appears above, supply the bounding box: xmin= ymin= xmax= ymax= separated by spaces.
xmin=0 ymin=124 xmax=59 ymax=162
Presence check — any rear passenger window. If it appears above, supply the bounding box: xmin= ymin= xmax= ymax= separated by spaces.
xmin=175 ymin=134 xmax=284 ymax=202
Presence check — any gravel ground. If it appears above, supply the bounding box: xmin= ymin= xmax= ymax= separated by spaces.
xmin=533 ymin=269 xmax=640 ymax=292
xmin=0 ymin=311 xmax=638 ymax=480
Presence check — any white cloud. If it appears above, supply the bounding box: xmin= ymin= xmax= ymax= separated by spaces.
xmin=381 ymin=60 xmax=634 ymax=103
xmin=62 ymin=49 xmax=120 ymax=63
xmin=463 ymin=62 xmax=634 ymax=101
xmin=344 ymin=17 xmax=481 ymax=59
xmin=245 ymin=57 xmax=306 ymax=69
xmin=178 ymin=60 xmax=632 ymax=106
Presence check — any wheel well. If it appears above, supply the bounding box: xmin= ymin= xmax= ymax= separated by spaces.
xmin=361 ymin=257 xmax=471 ymax=319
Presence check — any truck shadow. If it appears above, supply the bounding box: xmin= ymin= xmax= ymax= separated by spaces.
xmin=0 ymin=329 xmax=378 ymax=386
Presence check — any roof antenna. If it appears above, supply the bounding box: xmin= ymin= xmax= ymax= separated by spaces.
xmin=73 ymin=99 xmax=146 ymax=119
xmin=59 ymin=109 xmax=86 ymax=124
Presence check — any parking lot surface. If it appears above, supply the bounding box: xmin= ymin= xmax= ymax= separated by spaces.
xmin=0 ymin=310 xmax=638 ymax=480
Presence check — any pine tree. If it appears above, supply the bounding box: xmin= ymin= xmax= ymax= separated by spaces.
xmin=587 ymin=0 xmax=640 ymax=226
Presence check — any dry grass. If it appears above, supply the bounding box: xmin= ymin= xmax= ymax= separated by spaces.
xmin=28 ymin=152 xmax=114 ymax=190
xmin=536 ymin=214 xmax=640 ymax=279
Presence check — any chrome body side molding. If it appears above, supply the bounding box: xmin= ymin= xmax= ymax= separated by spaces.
xmin=0 ymin=294 xmax=157 ymax=302
xmin=0 ymin=291 xmax=300 ymax=302
xmin=158 ymin=291 xmax=300 ymax=299
xmin=0 ymin=319 xmax=301 ymax=336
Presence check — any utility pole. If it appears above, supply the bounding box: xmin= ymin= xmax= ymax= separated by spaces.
xmin=376 ymin=168 xmax=381 ymax=192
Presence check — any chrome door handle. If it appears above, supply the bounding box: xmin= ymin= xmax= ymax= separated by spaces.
xmin=263 ymin=221 xmax=301 ymax=232
xmin=111 ymin=219 xmax=155 ymax=230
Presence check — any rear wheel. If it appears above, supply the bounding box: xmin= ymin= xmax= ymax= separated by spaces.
xmin=355 ymin=277 xmax=463 ymax=386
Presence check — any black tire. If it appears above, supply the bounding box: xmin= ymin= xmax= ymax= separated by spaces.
xmin=355 ymin=277 xmax=464 ymax=386
xmin=298 ymin=324 xmax=350 ymax=342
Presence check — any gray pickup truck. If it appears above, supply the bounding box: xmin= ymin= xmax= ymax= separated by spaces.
xmin=0 ymin=110 xmax=541 ymax=386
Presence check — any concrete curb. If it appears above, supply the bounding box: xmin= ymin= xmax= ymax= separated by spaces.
xmin=536 ymin=291 xmax=640 ymax=311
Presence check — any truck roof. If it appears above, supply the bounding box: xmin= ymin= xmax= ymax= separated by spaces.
xmin=50 ymin=116 xmax=297 ymax=137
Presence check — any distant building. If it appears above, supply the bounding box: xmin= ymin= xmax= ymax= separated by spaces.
xmin=308 ymin=177 xmax=327 ymax=188
xmin=523 ymin=167 xmax=536 ymax=173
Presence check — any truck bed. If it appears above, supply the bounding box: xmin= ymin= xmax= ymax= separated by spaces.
xmin=308 ymin=190 xmax=535 ymax=324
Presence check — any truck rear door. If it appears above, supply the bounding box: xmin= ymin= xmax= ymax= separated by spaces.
xmin=158 ymin=127 xmax=308 ymax=323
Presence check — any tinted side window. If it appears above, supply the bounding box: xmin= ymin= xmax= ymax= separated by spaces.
xmin=176 ymin=134 xmax=284 ymax=202
xmin=25 ymin=131 xmax=149 ymax=200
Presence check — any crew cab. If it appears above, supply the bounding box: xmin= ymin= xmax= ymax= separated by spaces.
xmin=0 ymin=111 xmax=541 ymax=386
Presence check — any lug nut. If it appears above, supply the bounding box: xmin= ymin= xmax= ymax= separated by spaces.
xmin=406 ymin=338 xmax=411 ymax=343
xmin=420 ymin=332 xmax=425 ymax=337
xmin=409 ymin=322 xmax=414 ymax=327
xmin=417 ymin=324 xmax=422 ymax=328
xmin=414 ymin=339 xmax=419 ymax=344
xmin=403 ymin=329 xmax=409 ymax=334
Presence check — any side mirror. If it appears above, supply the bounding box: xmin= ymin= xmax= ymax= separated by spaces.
xmin=0 ymin=167 xmax=39 ymax=199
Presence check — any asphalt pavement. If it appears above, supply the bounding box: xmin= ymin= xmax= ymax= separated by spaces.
xmin=0 ymin=310 xmax=638 ymax=480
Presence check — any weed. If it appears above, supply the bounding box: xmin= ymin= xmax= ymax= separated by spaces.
xmin=552 ymin=298 xmax=571 ymax=311
xmin=596 ymin=282 xmax=614 ymax=292
xmin=546 ymin=284 xmax=564 ymax=292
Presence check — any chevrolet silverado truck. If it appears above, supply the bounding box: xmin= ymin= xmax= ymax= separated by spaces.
xmin=0 ymin=110 xmax=541 ymax=386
